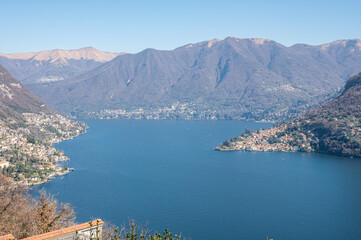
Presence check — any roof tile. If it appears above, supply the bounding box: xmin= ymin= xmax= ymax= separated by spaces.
xmin=21 ymin=219 xmax=104 ymax=240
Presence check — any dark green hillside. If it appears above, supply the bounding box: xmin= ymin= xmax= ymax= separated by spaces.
xmin=218 ymin=72 xmax=361 ymax=158
xmin=296 ymin=72 xmax=361 ymax=157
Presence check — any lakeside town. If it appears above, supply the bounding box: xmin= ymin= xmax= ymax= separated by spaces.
xmin=90 ymin=103 xmax=226 ymax=120
xmin=87 ymin=102 xmax=277 ymax=122
xmin=216 ymin=122 xmax=315 ymax=152
xmin=0 ymin=113 xmax=86 ymax=185
xmin=81 ymin=99 xmax=329 ymax=122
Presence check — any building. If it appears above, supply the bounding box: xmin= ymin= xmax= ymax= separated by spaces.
xmin=0 ymin=219 xmax=103 ymax=240
xmin=30 ymin=176 xmax=39 ymax=182
xmin=0 ymin=234 xmax=15 ymax=240
xmin=45 ymin=162 xmax=56 ymax=170
xmin=0 ymin=161 xmax=9 ymax=168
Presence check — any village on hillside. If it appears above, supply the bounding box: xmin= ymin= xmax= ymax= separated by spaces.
xmin=0 ymin=113 xmax=86 ymax=185
xmin=216 ymin=123 xmax=315 ymax=152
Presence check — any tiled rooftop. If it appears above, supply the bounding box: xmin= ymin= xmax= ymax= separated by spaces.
xmin=0 ymin=234 xmax=15 ymax=240
xmin=20 ymin=219 xmax=104 ymax=240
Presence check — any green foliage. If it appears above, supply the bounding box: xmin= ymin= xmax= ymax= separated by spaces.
xmin=267 ymin=135 xmax=278 ymax=144
xmin=276 ymin=131 xmax=285 ymax=138
xmin=149 ymin=229 xmax=182 ymax=240
xmin=27 ymin=136 xmax=37 ymax=144
xmin=107 ymin=222 xmax=184 ymax=240
xmin=222 ymin=140 xmax=232 ymax=147
xmin=87 ymin=220 xmax=101 ymax=240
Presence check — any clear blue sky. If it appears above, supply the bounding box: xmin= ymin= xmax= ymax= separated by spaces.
xmin=1 ymin=0 xmax=360 ymax=53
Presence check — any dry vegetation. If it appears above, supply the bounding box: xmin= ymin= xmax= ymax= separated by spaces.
xmin=0 ymin=174 xmax=75 ymax=238
xmin=0 ymin=174 xmax=185 ymax=240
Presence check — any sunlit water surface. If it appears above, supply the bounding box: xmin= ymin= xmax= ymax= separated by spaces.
xmin=31 ymin=120 xmax=361 ymax=240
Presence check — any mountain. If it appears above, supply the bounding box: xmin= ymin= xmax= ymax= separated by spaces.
xmin=217 ymin=71 xmax=361 ymax=158
xmin=0 ymin=47 xmax=122 ymax=84
xmin=0 ymin=64 xmax=55 ymax=126
xmin=0 ymin=64 xmax=86 ymax=184
xmin=296 ymin=71 xmax=361 ymax=156
xmin=27 ymin=38 xmax=361 ymax=121
xmin=0 ymin=64 xmax=85 ymax=138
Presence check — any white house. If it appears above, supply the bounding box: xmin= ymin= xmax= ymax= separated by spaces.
xmin=0 ymin=161 xmax=9 ymax=168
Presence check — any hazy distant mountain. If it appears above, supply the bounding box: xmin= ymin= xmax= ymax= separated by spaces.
xmin=0 ymin=64 xmax=55 ymax=126
xmin=0 ymin=47 xmax=123 ymax=84
xmin=28 ymin=38 xmax=361 ymax=121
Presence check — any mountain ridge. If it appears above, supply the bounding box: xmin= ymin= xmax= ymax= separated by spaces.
xmin=0 ymin=47 xmax=123 ymax=62
xmin=27 ymin=37 xmax=361 ymax=121
xmin=0 ymin=47 xmax=124 ymax=84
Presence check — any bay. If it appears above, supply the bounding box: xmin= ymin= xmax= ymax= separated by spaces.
xmin=31 ymin=120 xmax=361 ymax=240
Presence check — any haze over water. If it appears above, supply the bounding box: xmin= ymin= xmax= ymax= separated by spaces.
xmin=32 ymin=120 xmax=361 ymax=240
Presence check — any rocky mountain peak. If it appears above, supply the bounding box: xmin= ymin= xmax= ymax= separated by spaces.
xmin=0 ymin=47 xmax=123 ymax=63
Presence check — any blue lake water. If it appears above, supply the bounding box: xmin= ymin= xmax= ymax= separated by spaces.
xmin=31 ymin=120 xmax=361 ymax=240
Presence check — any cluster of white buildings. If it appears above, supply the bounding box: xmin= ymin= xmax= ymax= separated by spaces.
xmin=0 ymin=113 xmax=85 ymax=183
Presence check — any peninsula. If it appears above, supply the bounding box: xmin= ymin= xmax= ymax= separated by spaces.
xmin=216 ymin=71 xmax=361 ymax=158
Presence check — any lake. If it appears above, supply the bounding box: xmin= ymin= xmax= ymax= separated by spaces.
xmin=31 ymin=120 xmax=361 ymax=240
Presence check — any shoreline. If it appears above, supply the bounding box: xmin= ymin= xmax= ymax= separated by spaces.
xmin=31 ymin=126 xmax=88 ymax=186
xmin=25 ymin=170 xmax=70 ymax=186
xmin=0 ymin=115 xmax=88 ymax=186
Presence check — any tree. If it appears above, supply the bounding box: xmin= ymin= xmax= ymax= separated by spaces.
xmin=0 ymin=174 xmax=36 ymax=238
xmin=103 ymin=220 xmax=185 ymax=240
xmin=0 ymin=174 xmax=183 ymax=240
xmin=34 ymin=190 xmax=76 ymax=233
xmin=27 ymin=136 xmax=37 ymax=144
xmin=0 ymin=174 xmax=76 ymax=238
